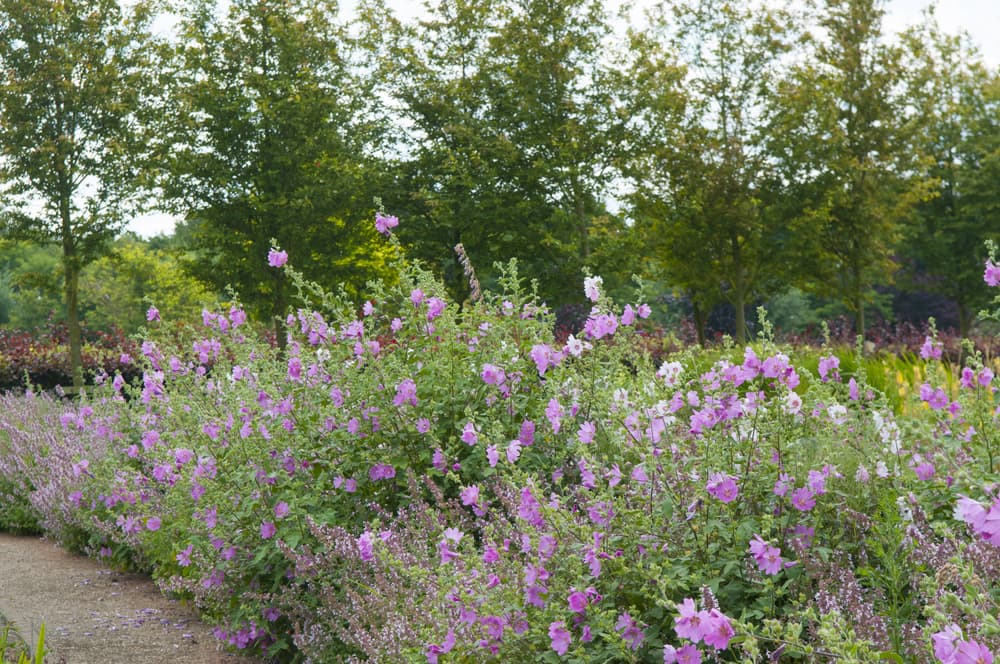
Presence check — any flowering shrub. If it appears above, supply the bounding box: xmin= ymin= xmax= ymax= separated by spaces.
xmin=1 ymin=228 xmax=1000 ymax=662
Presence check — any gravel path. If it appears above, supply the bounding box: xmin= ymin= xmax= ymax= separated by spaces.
xmin=0 ymin=533 xmax=261 ymax=664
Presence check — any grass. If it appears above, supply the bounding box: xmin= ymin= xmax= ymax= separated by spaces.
xmin=0 ymin=616 xmax=46 ymax=664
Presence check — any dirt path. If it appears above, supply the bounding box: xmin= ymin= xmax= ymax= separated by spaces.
xmin=0 ymin=533 xmax=261 ymax=664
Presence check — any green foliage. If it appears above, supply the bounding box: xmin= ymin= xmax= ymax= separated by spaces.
xmin=0 ymin=0 xmax=160 ymax=387
xmin=379 ymin=0 xmax=633 ymax=306
xmin=898 ymin=20 xmax=1000 ymax=336
xmin=771 ymin=0 xmax=933 ymax=336
xmin=627 ymin=0 xmax=800 ymax=344
xmin=0 ymin=620 xmax=45 ymax=664
xmin=79 ymin=236 xmax=216 ymax=333
xmin=161 ymin=0 xmax=398 ymax=333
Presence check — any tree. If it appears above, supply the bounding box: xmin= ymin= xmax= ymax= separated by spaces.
xmin=371 ymin=0 xmax=517 ymax=303
xmin=487 ymin=0 xmax=628 ymax=300
xmin=0 ymin=0 xmax=158 ymax=388
xmin=627 ymin=0 xmax=799 ymax=343
xmin=163 ymin=0 xmax=396 ymax=335
xmin=79 ymin=236 xmax=217 ymax=333
xmin=380 ymin=0 xmax=627 ymax=306
xmin=898 ymin=17 xmax=1000 ymax=337
xmin=772 ymin=0 xmax=931 ymax=336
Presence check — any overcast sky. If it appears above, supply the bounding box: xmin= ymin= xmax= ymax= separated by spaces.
xmin=129 ymin=0 xmax=1000 ymax=237
xmin=885 ymin=0 xmax=1000 ymax=65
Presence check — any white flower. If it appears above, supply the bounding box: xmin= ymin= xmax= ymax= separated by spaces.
xmin=583 ymin=275 xmax=603 ymax=302
xmin=563 ymin=334 xmax=591 ymax=358
xmin=657 ymin=361 xmax=683 ymax=386
xmin=613 ymin=388 xmax=629 ymax=406
xmin=827 ymin=403 xmax=848 ymax=425
xmin=782 ymin=391 xmax=803 ymax=415
xmin=506 ymin=440 xmax=522 ymax=463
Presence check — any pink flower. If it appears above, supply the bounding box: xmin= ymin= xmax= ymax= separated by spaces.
xmin=460 ymin=485 xmax=480 ymax=507
xmin=267 ymin=248 xmax=288 ymax=267
xmin=438 ymin=540 xmax=459 ymax=564
xmin=748 ymin=534 xmax=785 ymax=575
xmin=674 ymin=598 xmax=704 ymax=641
xmin=506 ymin=440 xmax=522 ymax=463
xmin=920 ymin=383 xmax=950 ymax=410
xmin=357 ymin=531 xmax=375 ymax=562
xmin=274 ymin=501 xmax=290 ymax=519
xmin=956 ymin=496 xmax=988 ymax=532
xmin=774 ymin=473 xmax=793 ymax=497
xmin=176 ymin=544 xmax=193 ymax=567
xmin=616 ymin=612 xmax=645 ymax=650
xmin=583 ymin=275 xmax=603 ymax=301
xmin=961 ymin=367 xmax=976 ymax=389
xmin=790 ymin=486 xmax=816 ymax=511
xmin=229 ymin=307 xmax=247 ymax=327
xmin=675 ymin=599 xmax=735 ymax=651
xmin=461 ymin=421 xmax=479 ymax=445
xmin=549 ymin=621 xmax=571 ymax=655
xmin=933 ymin=625 xmax=963 ymax=662
xmin=621 ymin=304 xmax=636 ymax=325
xmin=260 ymin=521 xmax=276 ymax=539
xmin=375 ymin=212 xmax=399 ymax=235
xmin=914 ymin=461 xmax=936 ymax=480
xmin=984 ymin=259 xmax=1000 ymax=286
xmin=706 ymin=473 xmax=739 ymax=503
xmin=578 ymin=421 xmax=596 ymax=444
xmin=519 ymin=419 xmax=536 ymax=445
xmin=425 ymin=629 xmax=455 ymax=663
xmin=546 ymin=398 xmax=564 ymax=433
xmin=818 ymin=355 xmax=840 ymax=382
xmin=664 ymin=644 xmax=702 ymax=664
xmin=393 ymin=378 xmax=418 ymax=407
xmin=530 ymin=343 xmax=562 ymax=375
xmin=700 ymin=609 xmax=735 ymax=650
xmin=979 ymin=368 xmax=994 ymax=386
xmin=587 ymin=501 xmax=614 ymax=528
xmin=146 ymin=306 xmax=160 ymax=322
xmin=146 ymin=517 xmax=162 ymax=531
xmin=567 ymin=590 xmax=588 ymax=613
xmin=368 ymin=464 xmax=396 ymax=481
xmin=954 ymin=639 xmax=994 ymax=664
xmin=481 ymin=363 xmax=506 ymax=386
xmin=921 ymin=336 xmax=943 ymax=360
xmin=426 ymin=297 xmax=446 ymax=320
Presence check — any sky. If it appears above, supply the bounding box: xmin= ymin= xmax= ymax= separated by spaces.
xmin=127 ymin=0 xmax=1000 ymax=237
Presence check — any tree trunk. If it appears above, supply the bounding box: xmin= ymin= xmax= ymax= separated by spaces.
xmin=852 ymin=258 xmax=865 ymax=342
xmin=957 ymin=299 xmax=970 ymax=366
xmin=692 ymin=297 xmax=707 ymax=348
xmin=732 ymin=233 xmax=746 ymax=344
xmin=957 ymin=299 xmax=970 ymax=340
xmin=575 ymin=184 xmax=589 ymax=263
xmin=854 ymin=293 xmax=866 ymax=342
xmin=63 ymin=251 xmax=84 ymax=391
xmin=60 ymin=185 xmax=84 ymax=392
